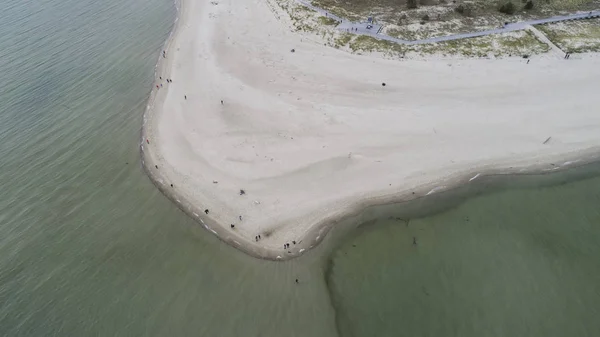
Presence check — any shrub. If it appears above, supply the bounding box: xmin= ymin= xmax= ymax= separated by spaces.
xmin=455 ymin=4 xmax=473 ymax=16
xmin=524 ymin=0 xmax=534 ymax=9
xmin=421 ymin=14 xmax=430 ymax=21
xmin=407 ymin=0 xmax=418 ymax=9
xmin=498 ymin=2 xmax=516 ymax=14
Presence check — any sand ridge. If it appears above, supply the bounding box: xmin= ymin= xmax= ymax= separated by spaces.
xmin=141 ymin=0 xmax=600 ymax=259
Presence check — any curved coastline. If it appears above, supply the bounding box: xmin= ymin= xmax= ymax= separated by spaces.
xmin=140 ymin=0 xmax=600 ymax=261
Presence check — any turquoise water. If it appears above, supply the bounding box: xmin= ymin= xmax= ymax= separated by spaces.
xmin=1 ymin=0 xmax=599 ymax=335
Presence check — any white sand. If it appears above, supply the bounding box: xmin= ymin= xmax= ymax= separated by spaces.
xmin=143 ymin=0 xmax=600 ymax=259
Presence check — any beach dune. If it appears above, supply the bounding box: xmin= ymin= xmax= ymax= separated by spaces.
xmin=142 ymin=0 xmax=600 ymax=259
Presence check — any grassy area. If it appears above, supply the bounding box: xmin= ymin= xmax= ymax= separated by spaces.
xmin=272 ymin=0 xmax=339 ymax=34
xmin=343 ymin=30 xmax=550 ymax=57
xmin=270 ymin=0 xmax=564 ymax=58
xmin=385 ymin=19 xmax=484 ymax=41
xmin=349 ymin=35 xmax=406 ymax=53
xmin=311 ymin=0 xmax=363 ymax=21
xmin=536 ymin=19 xmax=600 ymax=53
xmin=334 ymin=33 xmax=354 ymax=48
xmin=318 ymin=16 xmax=340 ymax=25
xmin=306 ymin=0 xmax=599 ymax=48
xmin=310 ymin=0 xmax=598 ymax=18
xmin=499 ymin=30 xmax=551 ymax=52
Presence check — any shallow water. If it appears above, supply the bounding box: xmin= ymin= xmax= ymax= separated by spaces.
xmin=0 ymin=0 xmax=336 ymax=335
xmin=328 ymin=172 xmax=600 ymax=337
xmin=1 ymin=0 xmax=599 ymax=335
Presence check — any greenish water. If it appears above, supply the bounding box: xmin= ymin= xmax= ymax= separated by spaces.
xmin=0 ymin=0 xmax=599 ymax=335
xmin=328 ymin=173 xmax=600 ymax=337
xmin=0 ymin=0 xmax=336 ymax=335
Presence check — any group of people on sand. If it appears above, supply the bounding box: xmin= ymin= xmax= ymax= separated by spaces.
xmin=154 ymin=46 xmax=308 ymax=255
xmin=283 ymin=241 xmax=297 ymax=249
xmin=155 ymin=77 xmax=173 ymax=90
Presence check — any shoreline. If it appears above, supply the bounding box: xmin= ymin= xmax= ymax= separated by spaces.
xmin=140 ymin=0 xmax=600 ymax=261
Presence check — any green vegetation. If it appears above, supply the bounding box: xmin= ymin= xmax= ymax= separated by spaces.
xmin=524 ymin=0 xmax=534 ymax=10
xmin=349 ymin=35 xmax=405 ymax=53
xmin=499 ymin=30 xmax=550 ymax=52
xmin=536 ymin=19 xmax=600 ymax=53
xmin=294 ymin=23 xmax=315 ymax=32
xmin=438 ymin=31 xmax=549 ymax=56
xmin=498 ymin=2 xmax=516 ymax=14
xmin=334 ymin=33 xmax=354 ymax=48
xmin=311 ymin=0 xmax=362 ymax=21
xmin=455 ymin=4 xmax=474 ymax=16
xmin=295 ymin=0 xmax=596 ymax=55
xmin=318 ymin=16 xmax=340 ymax=25
xmin=278 ymin=0 xmax=588 ymax=58
xmin=341 ymin=30 xmax=550 ymax=57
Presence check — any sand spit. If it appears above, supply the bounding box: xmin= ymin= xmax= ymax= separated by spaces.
xmin=141 ymin=0 xmax=600 ymax=260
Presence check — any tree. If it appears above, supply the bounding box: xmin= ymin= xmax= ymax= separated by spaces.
xmin=524 ymin=0 xmax=534 ymax=9
xmin=498 ymin=2 xmax=516 ymax=14
xmin=407 ymin=0 xmax=418 ymax=9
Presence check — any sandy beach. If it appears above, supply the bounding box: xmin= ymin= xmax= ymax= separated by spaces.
xmin=142 ymin=0 xmax=600 ymax=259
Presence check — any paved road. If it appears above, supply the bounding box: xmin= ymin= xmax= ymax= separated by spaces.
xmin=295 ymin=0 xmax=600 ymax=45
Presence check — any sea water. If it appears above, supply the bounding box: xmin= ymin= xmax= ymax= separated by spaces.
xmin=0 ymin=0 xmax=335 ymax=335
xmin=328 ymin=169 xmax=600 ymax=337
xmin=0 ymin=0 xmax=599 ymax=335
